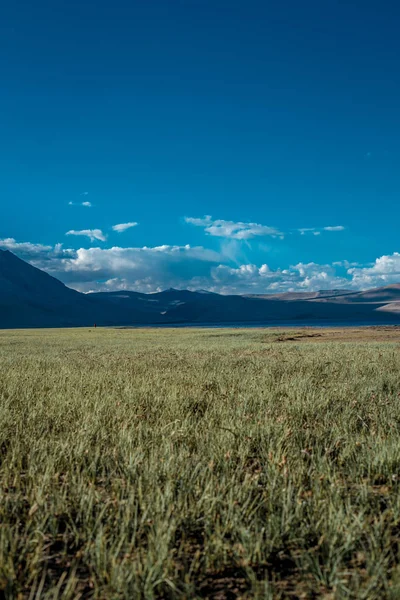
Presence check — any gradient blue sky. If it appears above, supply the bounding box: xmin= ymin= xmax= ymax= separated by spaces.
xmin=2 ymin=0 xmax=400 ymax=293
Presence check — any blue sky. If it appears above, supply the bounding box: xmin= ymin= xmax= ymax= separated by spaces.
xmin=2 ymin=0 xmax=400 ymax=293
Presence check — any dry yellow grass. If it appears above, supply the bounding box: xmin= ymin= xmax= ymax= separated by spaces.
xmin=1 ymin=326 xmax=400 ymax=599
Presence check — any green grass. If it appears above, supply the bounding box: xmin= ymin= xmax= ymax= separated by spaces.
xmin=2 ymin=327 xmax=400 ymax=598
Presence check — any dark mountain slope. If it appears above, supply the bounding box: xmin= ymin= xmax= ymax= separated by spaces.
xmin=0 ymin=250 xmax=153 ymax=327
xmin=90 ymin=288 xmax=217 ymax=315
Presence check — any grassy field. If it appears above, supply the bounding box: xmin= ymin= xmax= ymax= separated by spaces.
xmin=2 ymin=327 xmax=400 ymax=599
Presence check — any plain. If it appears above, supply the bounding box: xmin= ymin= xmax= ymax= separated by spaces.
xmin=1 ymin=327 xmax=400 ymax=599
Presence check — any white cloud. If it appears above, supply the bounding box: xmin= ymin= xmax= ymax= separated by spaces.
xmin=66 ymin=229 xmax=107 ymax=242
xmin=333 ymin=260 xmax=360 ymax=268
xmin=348 ymin=253 xmax=400 ymax=288
xmin=47 ymin=244 xmax=222 ymax=292
xmin=0 ymin=238 xmax=53 ymax=255
xmin=0 ymin=238 xmax=75 ymax=264
xmin=112 ymin=222 xmax=138 ymax=233
xmin=298 ymin=226 xmax=345 ymax=235
xmin=186 ymin=217 xmax=345 ymax=240
xmin=185 ymin=216 xmax=212 ymax=227
xmin=185 ymin=215 xmax=283 ymax=239
xmin=68 ymin=201 xmax=92 ymax=207
xmin=208 ymin=261 xmax=351 ymax=295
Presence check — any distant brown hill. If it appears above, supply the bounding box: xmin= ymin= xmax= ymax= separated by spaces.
xmin=324 ymin=284 xmax=400 ymax=304
xmin=245 ymin=289 xmax=354 ymax=301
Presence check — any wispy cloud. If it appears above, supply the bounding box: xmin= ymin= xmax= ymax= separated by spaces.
xmin=187 ymin=216 xmax=345 ymax=240
xmin=297 ymin=226 xmax=345 ymax=235
xmin=66 ymin=229 xmax=107 ymax=242
xmin=112 ymin=222 xmax=138 ymax=233
xmin=68 ymin=201 xmax=92 ymax=208
xmin=298 ymin=228 xmax=316 ymax=235
xmin=185 ymin=215 xmax=283 ymax=239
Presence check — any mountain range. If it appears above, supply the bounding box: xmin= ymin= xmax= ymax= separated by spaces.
xmin=1 ymin=249 xmax=400 ymax=328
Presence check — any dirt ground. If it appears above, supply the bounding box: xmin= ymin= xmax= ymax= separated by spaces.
xmin=270 ymin=326 xmax=400 ymax=343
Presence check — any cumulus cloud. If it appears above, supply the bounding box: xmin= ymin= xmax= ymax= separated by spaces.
xmin=57 ymin=245 xmax=221 ymax=291
xmin=185 ymin=215 xmax=283 ymax=239
xmin=323 ymin=226 xmax=345 ymax=232
xmin=348 ymin=253 xmax=400 ymax=288
xmin=209 ymin=261 xmax=351 ymax=295
xmin=112 ymin=222 xmax=138 ymax=233
xmin=66 ymin=229 xmax=107 ymax=242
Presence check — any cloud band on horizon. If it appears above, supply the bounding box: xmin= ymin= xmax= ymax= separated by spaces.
xmin=1 ymin=236 xmax=398 ymax=296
